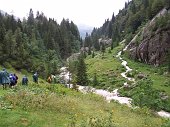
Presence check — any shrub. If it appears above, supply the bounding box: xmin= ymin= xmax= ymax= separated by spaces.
xmin=92 ymin=51 xmax=95 ymax=58
xmin=131 ymin=78 xmax=163 ymax=111
xmin=127 ymin=72 xmax=135 ymax=78
xmin=93 ymin=73 xmax=99 ymax=87
xmin=132 ymin=79 xmax=163 ymax=110
xmin=161 ymin=120 xmax=170 ymax=127
xmin=108 ymin=49 xmax=112 ymax=54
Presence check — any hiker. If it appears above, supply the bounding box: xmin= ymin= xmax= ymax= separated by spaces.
xmin=33 ymin=72 xmax=38 ymax=83
xmin=47 ymin=75 xmax=52 ymax=83
xmin=22 ymin=75 xmax=28 ymax=85
xmin=52 ymin=75 xmax=58 ymax=84
xmin=0 ymin=68 xmax=10 ymax=89
xmin=13 ymin=73 xmax=18 ymax=85
xmin=9 ymin=73 xmax=18 ymax=87
xmin=51 ymin=74 xmax=58 ymax=84
xmin=9 ymin=73 xmax=15 ymax=87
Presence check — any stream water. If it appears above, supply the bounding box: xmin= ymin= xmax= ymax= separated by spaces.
xmin=59 ymin=45 xmax=170 ymax=118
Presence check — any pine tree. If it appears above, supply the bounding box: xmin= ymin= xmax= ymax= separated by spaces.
xmin=108 ymin=22 xmax=113 ymax=38
xmin=76 ymin=54 xmax=88 ymax=86
xmin=125 ymin=2 xmax=128 ymax=9
xmin=111 ymin=41 xmax=114 ymax=50
xmin=0 ymin=24 xmax=6 ymax=59
xmin=28 ymin=8 xmax=34 ymax=26
xmin=0 ymin=24 xmax=5 ymax=43
xmin=4 ymin=30 xmax=16 ymax=57
xmin=111 ymin=12 xmax=115 ymax=23
xmin=101 ymin=43 xmax=106 ymax=56
xmin=93 ymin=73 xmax=98 ymax=87
xmin=92 ymin=51 xmax=95 ymax=58
xmin=15 ymin=27 xmax=25 ymax=58
xmin=165 ymin=0 xmax=170 ymax=9
xmin=88 ymin=46 xmax=91 ymax=55
xmin=142 ymin=0 xmax=149 ymax=9
xmin=151 ymin=0 xmax=164 ymax=18
xmin=130 ymin=1 xmax=136 ymax=14
xmin=93 ymin=35 xmax=100 ymax=51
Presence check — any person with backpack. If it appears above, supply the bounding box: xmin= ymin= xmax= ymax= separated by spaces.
xmin=33 ymin=72 xmax=38 ymax=83
xmin=0 ymin=68 xmax=10 ymax=89
xmin=9 ymin=73 xmax=15 ymax=87
xmin=22 ymin=75 xmax=28 ymax=85
xmin=47 ymin=75 xmax=52 ymax=83
xmin=13 ymin=73 xmax=18 ymax=85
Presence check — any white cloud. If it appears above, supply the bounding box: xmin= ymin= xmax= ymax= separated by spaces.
xmin=0 ymin=0 xmax=129 ymax=27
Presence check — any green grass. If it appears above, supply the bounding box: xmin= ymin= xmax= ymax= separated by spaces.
xmin=0 ymin=84 xmax=166 ymax=127
xmin=85 ymin=46 xmax=126 ymax=90
xmin=0 ymin=109 xmax=68 ymax=127
xmin=0 ymin=55 xmax=169 ymax=127
xmin=122 ymin=55 xmax=170 ymax=96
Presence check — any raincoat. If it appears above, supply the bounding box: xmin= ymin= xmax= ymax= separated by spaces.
xmin=0 ymin=70 xmax=10 ymax=84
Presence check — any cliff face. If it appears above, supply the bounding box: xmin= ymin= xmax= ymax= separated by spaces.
xmin=127 ymin=8 xmax=170 ymax=66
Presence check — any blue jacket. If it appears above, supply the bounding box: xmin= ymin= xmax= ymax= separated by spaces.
xmin=0 ymin=71 xmax=10 ymax=84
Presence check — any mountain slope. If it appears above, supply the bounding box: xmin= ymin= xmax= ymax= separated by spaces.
xmin=87 ymin=0 xmax=169 ymax=62
xmin=127 ymin=8 xmax=170 ymax=66
xmin=0 ymin=66 xmax=165 ymax=127
xmin=0 ymin=9 xmax=81 ymax=78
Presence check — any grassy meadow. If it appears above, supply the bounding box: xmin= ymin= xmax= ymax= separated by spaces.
xmin=85 ymin=46 xmax=126 ymax=90
xmin=0 ymin=46 xmax=170 ymax=126
xmin=0 ymin=83 xmax=166 ymax=127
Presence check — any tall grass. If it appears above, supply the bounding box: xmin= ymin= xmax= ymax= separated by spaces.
xmin=0 ymin=84 xmax=165 ymax=127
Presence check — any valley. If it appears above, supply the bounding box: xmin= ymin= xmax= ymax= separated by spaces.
xmin=0 ymin=0 xmax=170 ymax=126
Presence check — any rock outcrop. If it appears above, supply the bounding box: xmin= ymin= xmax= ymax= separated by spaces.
xmin=99 ymin=38 xmax=112 ymax=46
xmin=127 ymin=8 xmax=170 ymax=66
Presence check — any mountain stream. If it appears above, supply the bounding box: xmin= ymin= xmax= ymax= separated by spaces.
xmin=59 ymin=45 xmax=170 ymax=118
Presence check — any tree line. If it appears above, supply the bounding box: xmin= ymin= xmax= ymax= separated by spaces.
xmin=0 ymin=9 xmax=81 ymax=78
xmin=83 ymin=0 xmax=170 ymax=51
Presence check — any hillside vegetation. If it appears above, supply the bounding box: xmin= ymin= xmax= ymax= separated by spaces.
xmin=1 ymin=0 xmax=170 ymax=126
xmin=0 ymin=9 xmax=81 ymax=78
xmin=84 ymin=0 xmax=170 ymax=68
xmin=85 ymin=46 xmax=125 ymax=90
xmin=0 ymin=70 xmax=166 ymax=127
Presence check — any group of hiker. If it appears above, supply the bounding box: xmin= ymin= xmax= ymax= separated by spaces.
xmin=21 ymin=72 xmax=38 ymax=85
xmin=0 ymin=68 xmax=18 ymax=89
xmin=0 ymin=68 xmax=39 ymax=89
xmin=0 ymin=68 xmax=63 ymax=89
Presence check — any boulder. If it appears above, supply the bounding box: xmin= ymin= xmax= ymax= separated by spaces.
xmin=137 ymin=73 xmax=146 ymax=79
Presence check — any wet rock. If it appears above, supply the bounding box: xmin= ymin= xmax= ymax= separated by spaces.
xmin=137 ymin=73 xmax=146 ymax=79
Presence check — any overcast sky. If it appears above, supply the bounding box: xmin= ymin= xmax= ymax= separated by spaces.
xmin=0 ymin=0 xmax=129 ymax=28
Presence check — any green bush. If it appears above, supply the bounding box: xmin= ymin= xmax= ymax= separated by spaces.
xmin=118 ymin=88 xmax=130 ymax=97
xmin=127 ymin=72 xmax=135 ymax=78
xmin=131 ymin=78 xmax=163 ymax=111
xmin=162 ymin=99 xmax=170 ymax=112
xmin=161 ymin=120 xmax=170 ymax=127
